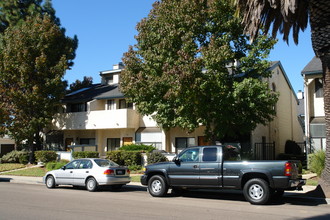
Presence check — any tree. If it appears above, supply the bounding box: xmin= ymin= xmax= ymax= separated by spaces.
xmin=121 ymin=0 xmax=278 ymax=143
xmin=0 ymin=0 xmax=59 ymax=33
xmin=234 ymin=0 xmax=330 ymax=195
xmin=68 ymin=76 xmax=93 ymax=93
xmin=0 ymin=15 xmax=77 ymax=162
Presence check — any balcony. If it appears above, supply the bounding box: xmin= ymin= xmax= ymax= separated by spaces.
xmin=53 ymin=109 xmax=140 ymax=130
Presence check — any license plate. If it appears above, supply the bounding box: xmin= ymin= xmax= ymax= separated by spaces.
xmin=116 ymin=170 xmax=124 ymax=175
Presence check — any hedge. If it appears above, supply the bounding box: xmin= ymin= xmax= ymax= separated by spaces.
xmin=72 ymin=151 xmax=99 ymax=159
xmin=1 ymin=150 xmax=28 ymax=164
xmin=35 ymin=151 xmax=58 ymax=163
xmin=119 ymin=144 xmax=155 ymax=153
xmin=106 ymin=150 xmax=142 ymax=166
xmin=146 ymin=152 xmax=168 ymax=164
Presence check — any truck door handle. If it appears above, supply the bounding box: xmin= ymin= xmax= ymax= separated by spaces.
xmin=70 ymin=171 xmax=73 ymax=173
xmin=193 ymin=165 xmax=198 ymax=169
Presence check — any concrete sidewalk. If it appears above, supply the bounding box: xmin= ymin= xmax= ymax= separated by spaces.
xmin=0 ymin=174 xmax=329 ymax=204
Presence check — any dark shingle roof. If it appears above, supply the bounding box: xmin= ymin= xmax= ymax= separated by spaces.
xmin=62 ymin=84 xmax=123 ymax=103
xmin=301 ymin=56 xmax=322 ymax=75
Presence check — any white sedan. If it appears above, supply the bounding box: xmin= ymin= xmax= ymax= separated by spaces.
xmin=43 ymin=158 xmax=130 ymax=192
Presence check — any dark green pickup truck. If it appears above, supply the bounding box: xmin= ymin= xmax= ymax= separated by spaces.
xmin=141 ymin=145 xmax=306 ymax=205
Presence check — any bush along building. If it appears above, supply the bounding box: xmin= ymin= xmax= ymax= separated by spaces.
xmin=46 ymin=62 xmax=304 ymax=159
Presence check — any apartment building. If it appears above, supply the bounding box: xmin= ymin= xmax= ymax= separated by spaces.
xmin=47 ymin=61 xmax=304 ymax=159
xmin=302 ymin=56 xmax=325 ymax=152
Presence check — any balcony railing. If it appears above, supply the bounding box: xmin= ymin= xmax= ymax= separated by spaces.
xmin=53 ymin=109 xmax=139 ymax=130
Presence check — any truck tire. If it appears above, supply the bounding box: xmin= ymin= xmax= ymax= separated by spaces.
xmin=148 ymin=175 xmax=168 ymax=197
xmin=243 ymin=178 xmax=270 ymax=205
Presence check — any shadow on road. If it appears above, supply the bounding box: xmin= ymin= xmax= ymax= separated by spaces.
xmin=0 ymin=177 xmax=12 ymax=182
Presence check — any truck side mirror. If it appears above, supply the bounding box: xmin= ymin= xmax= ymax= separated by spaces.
xmin=173 ymin=157 xmax=181 ymax=165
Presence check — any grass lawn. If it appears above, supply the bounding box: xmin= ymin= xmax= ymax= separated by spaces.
xmin=0 ymin=163 xmax=26 ymax=172
xmin=130 ymin=175 xmax=141 ymax=182
xmin=1 ymin=167 xmax=47 ymax=177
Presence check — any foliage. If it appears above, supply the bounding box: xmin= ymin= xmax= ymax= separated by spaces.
xmin=0 ymin=163 xmax=25 ymax=172
xmin=119 ymin=144 xmax=155 ymax=153
xmin=1 ymin=150 xmax=28 ymax=163
xmin=146 ymin=152 xmax=168 ymax=165
xmin=0 ymin=14 xmax=77 ymax=162
xmin=72 ymin=151 xmax=99 ymax=159
xmin=68 ymin=76 xmax=93 ymax=93
xmin=309 ymin=151 xmax=325 ymax=177
xmin=46 ymin=160 xmax=68 ymax=171
xmin=106 ymin=151 xmax=142 ymax=167
xmin=128 ymin=165 xmax=142 ymax=171
xmin=121 ymin=0 xmax=278 ymax=142
xmin=34 ymin=151 xmax=57 ymax=163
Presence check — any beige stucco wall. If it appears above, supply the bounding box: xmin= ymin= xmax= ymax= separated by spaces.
xmin=252 ymin=65 xmax=304 ymax=156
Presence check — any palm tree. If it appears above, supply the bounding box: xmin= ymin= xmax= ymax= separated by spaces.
xmin=234 ymin=0 xmax=330 ymax=196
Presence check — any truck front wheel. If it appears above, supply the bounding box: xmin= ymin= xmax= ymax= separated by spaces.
xmin=243 ymin=178 xmax=270 ymax=205
xmin=148 ymin=175 xmax=168 ymax=197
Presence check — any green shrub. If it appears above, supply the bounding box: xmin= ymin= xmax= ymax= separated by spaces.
xmin=72 ymin=151 xmax=99 ymax=159
xmin=35 ymin=151 xmax=58 ymax=163
xmin=308 ymin=151 xmax=325 ymax=177
xmin=106 ymin=151 xmax=124 ymax=165
xmin=147 ymin=152 xmax=168 ymax=164
xmin=106 ymin=151 xmax=142 ymax=166
xmin=19 ymin=152 xmax=29 ymax=164
xmin=128 ymin=165 xmax=142 ymax=171
xmin=1 ymin=150 xmax=27 ymax=163
xmin=119 ymin=144 xmax=155 ymax=153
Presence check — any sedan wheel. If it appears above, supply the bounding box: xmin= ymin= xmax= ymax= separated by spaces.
xmin=86 ymin=177 xmax=98 ymax=192
xmin=46 ymin=175 xmax=55 ymax=189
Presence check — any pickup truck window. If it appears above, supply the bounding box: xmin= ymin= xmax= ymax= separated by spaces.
xmin=179 ymin=148 xmax=200 ymax=162
xmin=202 ymin=147 xmax=217 ymax=162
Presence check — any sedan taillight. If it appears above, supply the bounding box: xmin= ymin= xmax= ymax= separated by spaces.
xmin=104 ymin=169 xmax=114 ymax=175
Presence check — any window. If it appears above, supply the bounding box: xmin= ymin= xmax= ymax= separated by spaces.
xmin=179 ymin=148 xmax=200 ymax=162
xmin=107 ymin=138 xmax=120 ymax=151
xmin=69 ymin=103 xmax=87 ymax=112
xmin=65 ymin=160 xmax=80 ymax=169
xmin=107 ymin=100 xmax=115 ymax=110
xmin=202 ymin=147 xmax=217 ymax=162
xmin=106 ymin=75 xmax=114 ymax=84
xmin=79 ymin=160 xmax=93 ymax=169
xmin=80 ymin=138 xmax=96 ymax=145
xmin=119 ymin=99 xmax=133 ymax=109
xmin=176 ymin=137 xmax=195 ymax=151
xmin=315 ymin=78 xmax=323 ymax=97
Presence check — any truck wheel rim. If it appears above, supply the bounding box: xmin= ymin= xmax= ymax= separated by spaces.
xmin=249 ymin=184 xmax=263 ymax=200
xmin=151 ymin=180 xmax=162 ymax=193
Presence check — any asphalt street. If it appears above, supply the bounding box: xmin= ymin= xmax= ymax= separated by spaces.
xmin=1 ymin=182 xmax=330 ymax=220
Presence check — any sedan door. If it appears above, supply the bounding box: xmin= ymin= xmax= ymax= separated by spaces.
xmin=168 ymin=148 xmax=200 ymax=186
xmin=73 ymin=159 xmax=93 ymax=186
xmin=55 ymin=160 xmax=80 ymax=185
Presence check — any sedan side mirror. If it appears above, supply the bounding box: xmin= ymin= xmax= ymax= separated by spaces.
xmin=61 ymin=166 xmax=66 ymax=170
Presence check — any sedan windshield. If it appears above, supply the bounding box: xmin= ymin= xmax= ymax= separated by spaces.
xmin=94 ymin=159 xmax=119 ymax=167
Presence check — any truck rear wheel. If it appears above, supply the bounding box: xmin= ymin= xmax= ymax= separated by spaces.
xmin=243 ymin=178 xmax=270 ymax=205
xmin=148 ymin=175 xmax=168 ymax=197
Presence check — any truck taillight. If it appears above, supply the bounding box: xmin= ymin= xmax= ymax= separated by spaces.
xmin=285 ymin=162 xmax=292 ymax=176
xmin=104 ymin=169 xmax=114 ymax=175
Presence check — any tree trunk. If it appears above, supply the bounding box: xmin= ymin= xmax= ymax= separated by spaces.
xmin=28 ymin=138 xmax=35 ymax=164
xmin=309 ymin=0 xmax=330 ymax=197
xmin=320 ymin=54 xmax=330 ymax=197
